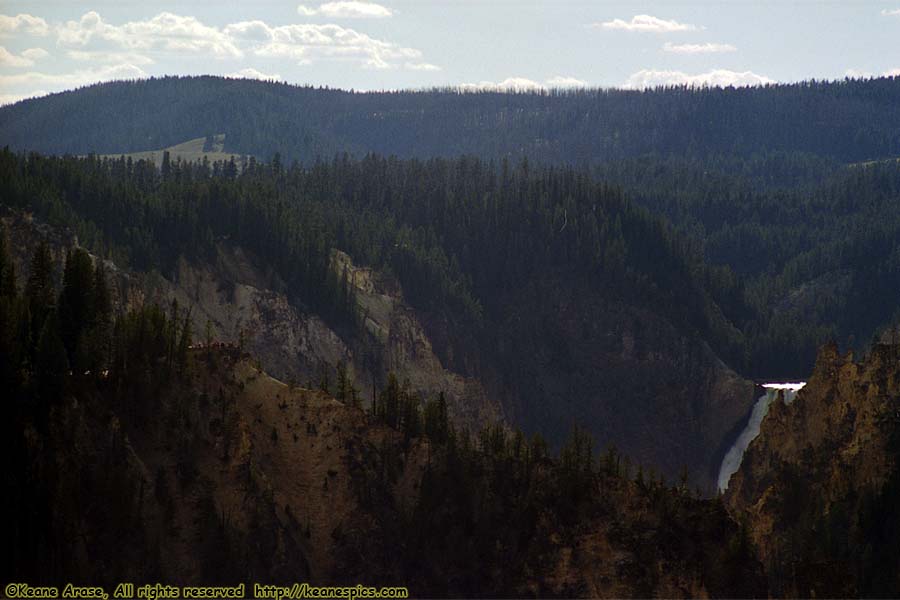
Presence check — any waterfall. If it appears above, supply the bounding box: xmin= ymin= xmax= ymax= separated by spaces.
xmin=717 ymin=382 xmax=805 ymax=492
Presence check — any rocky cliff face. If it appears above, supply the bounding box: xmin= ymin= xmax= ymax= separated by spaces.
xmin=2 ymin=209 xmax=502 ymax=433
xmin=7 ymin=347 xmax=430 ymax=585
xmin=328 ymin=249 xmax=502 ymax=429
xmin=3 ymin=207 xmax=755 ymax=492
xmin=726 ymin=341 xmax=900 ymax=597
xmin=3 ymin=209 xmax=772 ymax=597
xmin=7 ymin=345 xmax=766 ymax=597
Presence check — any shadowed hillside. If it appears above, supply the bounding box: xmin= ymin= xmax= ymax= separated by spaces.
xmin=2 ymin=75 xmax=900 ymax=164
xmin=0 ymin=150 xmax=758 ymax=491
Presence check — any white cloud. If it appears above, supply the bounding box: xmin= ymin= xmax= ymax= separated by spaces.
xmin=881 ymin=8 xmax=900 ymax=16
xmin=624 ymin=68 xmax=774 ymax=89
xmin=594 ymin=14 xmax=700 ymax=33
xmin=297 ymin=2 xmax=392 ymax=18
xmin=0 ymin=13 xmax=49 ymax=36
xmin=0 ymin=45 xmax=48 ymax=67
xmin=1 ymin=10 xmax=433 ymax=95
xmin=0 ymin=46 xmax=30 ymax=67
xmin=405 ymin=62 xmax=440 ymax=71
xmin=21 ymin=47 xmax=49 ymax=60
xmin=0 ymin=61 xmax=146 ymax=107
xmin=663 ymin=42 xmax=736 ymax=54
xmin=222 ymin=20 xmax=272 ymax=42
xmin=321 ymin=2 xmax=392 ymax=18
xmin=226 ymin=67 xmax=282 ymax=80
xmin=458 ymin=75 xmax=588 ymax=92
xmin=459 ymin=77 xmax=545 ymax=92
xmin=55 ymin=11 xmax=103 ymax=46
xmin=0 ymin=63 xmax=147 ymax=90
xmin=229 ymin=20 xmax=421 ymax=69
xmin=66 ymin=50 xmax=154 ymax=65
xmin=0 ymin=90 xmax=48 ymax=106
xmin=546 ymin=75 xmax=588 ymax=88
xmin=884 ymin=68 xmax=900 ymax=77
xmin=57 ymin=11 xmax=243 ymax=58
xmin=51 ymin=11 xmax=429 ymax=71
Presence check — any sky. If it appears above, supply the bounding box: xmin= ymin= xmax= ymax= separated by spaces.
xmin=1 ymin=1 xmax=899 ymax=105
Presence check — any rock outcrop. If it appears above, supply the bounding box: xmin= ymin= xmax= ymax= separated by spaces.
xmin=2 ymin=208 xmax=503 ymax=433
xmin=9 ymin=347 xmax=430 ymax=585
xmin=7 ymin=344 xmax=767 ymax=597
xmin=726 ymin=341 xmax=900 ymax=597
xmin=3 ymin=207 xmax=753 ymax=492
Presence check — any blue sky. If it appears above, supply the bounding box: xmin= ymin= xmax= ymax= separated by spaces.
xmin=1 ymin=1 xmax=898 ymax=104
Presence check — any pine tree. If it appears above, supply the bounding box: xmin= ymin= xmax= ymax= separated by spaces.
xmin=177 ymin=310 xmax=192 ymax=374
xmin=318 ymin=362 xmax=330 ymax=394
xmin=25 ymin=240 xmax=55 ymax=342
xmin=86 ymin=258 xmax=112 ymax=373
xmin=204 ymin=318 xmax=213 ymax=364
xmin=161 ymin=151 xmax=172 ymax=179
xmin=58 ymin=248 xmax=95 ymax=371
xmin=0 ymin=227 xmax=16 ymax=299
xmin=404 ymin=395 xmax=422 ymax=440
xmin=166 ymin=297 xmax=180 ymax=368
xmin=378 ymin=373 xmax=401 ymax=427
xmin=92 ymin=259 xmax=111 ymax=322
xmin=335 ymin=360 xmax=358 ymax=405
xmin=0 ymin=227 xmax=22 ymax=391
xmin=35 ymin=310 xmax=69 ymax=401
xmin=424 ymin=391 xmax=449 ymax=443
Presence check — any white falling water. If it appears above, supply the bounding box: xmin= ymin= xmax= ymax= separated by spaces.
xmin=717 ymin=382 xmax=806 ymax=492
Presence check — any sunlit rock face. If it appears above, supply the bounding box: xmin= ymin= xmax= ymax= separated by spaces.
xmin=725 ymin=343 xmax=900 ymax=597
xmin=718 ymin=383 xmax=806 ymax=492
xmin=0 ymin=209 xmax=503 ymax=434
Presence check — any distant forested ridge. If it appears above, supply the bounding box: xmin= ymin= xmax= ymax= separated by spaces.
xmin=2 ymin=75 xmax=900 ymax=164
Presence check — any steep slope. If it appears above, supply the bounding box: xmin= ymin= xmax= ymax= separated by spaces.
xmin=594 ymin=156 xmax=900 ymax=378
xmin=2 ymin=201 xmax=751 ymax=494
xmin=726 ymin=341 xmax=900 ymax=597
xmin=3 ymin=346 xmax=428 ymax=585
xmin=0 ymin=149 xmax=758 ymax=491
xmin=2 ymin=75 xmax=900 ymax=164
xmin=492 ymin=273 xmax=753 ymax=490
xmin=1 ymin=208 xmax=502 ymax=433
xmin=3 ymin=340 xmax=766 ymax=597
xmin=1 ymin=216 xmax=766 ymax=597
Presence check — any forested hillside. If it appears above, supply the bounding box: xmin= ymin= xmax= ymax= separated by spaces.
xmin=595 ymin=155 xmax=900 ymax=377
xmin=2 ymin=76 xmax=900 ymax=164
xmin=5 ymin=76 xmax=900 ymax=483
xmin=3 ymin=76 xmax=900 ymax=381
xmin=0 ymin=149 xmax=756 ymax=489
xmin=0 ymin=234 xmax=766 ymax=597
xmin=4 ymin=71 xmax=900 ymax=598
